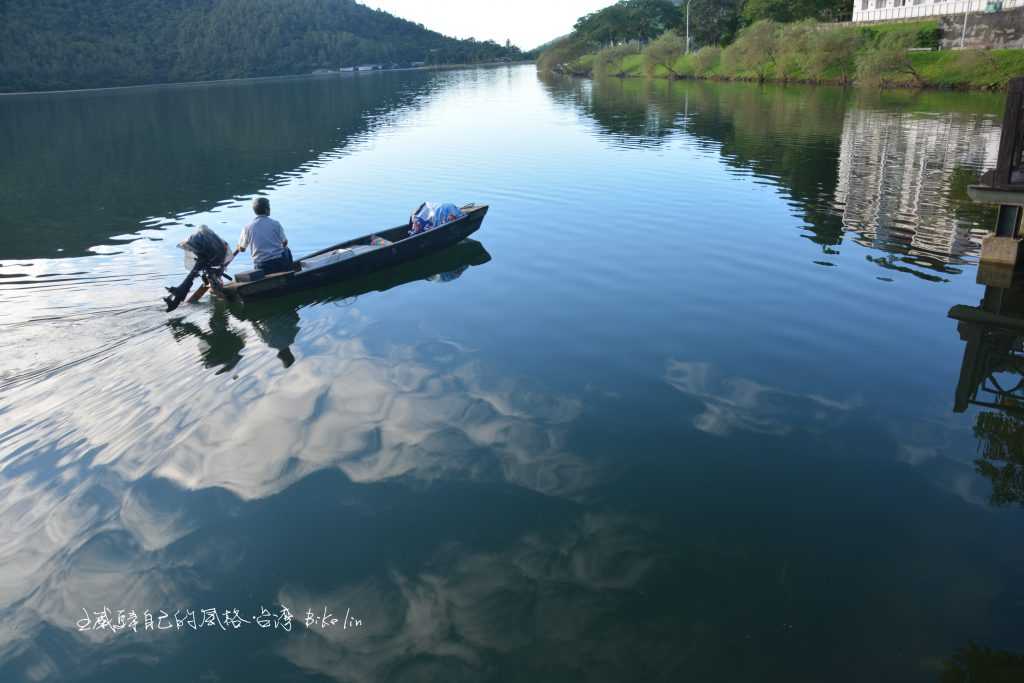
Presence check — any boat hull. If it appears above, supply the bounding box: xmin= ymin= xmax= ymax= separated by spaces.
xmin=221 ymin=204 xmax=488 ymax=301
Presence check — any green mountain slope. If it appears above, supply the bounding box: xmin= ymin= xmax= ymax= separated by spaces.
xmin=0 ymin=0 xmax=522 ymax=93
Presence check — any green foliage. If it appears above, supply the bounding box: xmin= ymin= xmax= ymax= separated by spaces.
xmin=596 ymin=44 xmax=642 ymax=77
xmin=741 ymin=0 xmax=849 ymax=24
xmin=621 ymin=53 xmax=648 ymax=76
xmin=916 ymin=25 xmax=941 ymax=50
xmin=544 ymin=5 xmax=1023 ymax=91
xmin=856 ymin=33 xmax=923 ymax=88
xmin=857 ymin=20 xmax=940 ymax=49
xmin=539 ymin=0 xmax=682 ymax=75
xmin=807 ymin=25 xmax=863 ymax=83
xmin=525 ymin=35 xmax=569 ymax=62
xmin=774 ymin=19 xmax=818 ymax=80
xmin=908 ymin=48 xmax=1024 ymax=88
xmin=723 ymin=20 xmax=779 ymax=81
xmin=574 ymin=0 xmax=683 ymax=46
xmin=972 ymin=411 xmax=1024 ymax=507
xmin=0 ymin=0 xmax=523 ymax=92
xmin=692 ymin=46 xmax=722 ymax=76
xmin=567 ymin=53 xmax=598 ymax=76
xmin=686 ymin=0 xmax=742 ymax=48
xmin=742 ymin=0 xmax=803 ymax=24
xmin=537 ymin=35 xmax=593 ymax=73
xmin=956 ymin=49 xmax=1000 ymax=73
xmin=643 ymin=31 xmax=686 ymax=78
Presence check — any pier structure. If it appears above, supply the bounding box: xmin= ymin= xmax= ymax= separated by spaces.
xmin=950 ymin=77 xmax=1024 ymax=413
xmin=971 ymin=76 xmax=1024 ymax=284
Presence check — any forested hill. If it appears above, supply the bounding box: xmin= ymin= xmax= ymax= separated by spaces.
xmin=0 ymin=0 xmax=523 ymax=93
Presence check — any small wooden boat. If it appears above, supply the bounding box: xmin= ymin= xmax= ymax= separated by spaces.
xmin=219 ymin=204 xmax=488 ymax=302
xmin=228 ymin=239 xmax=491 ymax=318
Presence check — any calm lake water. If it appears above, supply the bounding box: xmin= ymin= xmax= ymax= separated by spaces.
xmin=1 ymin=65 xmax=1022 ymax=682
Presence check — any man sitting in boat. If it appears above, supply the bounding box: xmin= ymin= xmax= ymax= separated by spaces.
xmin=236 ymin=197 xmax=293 ymax=274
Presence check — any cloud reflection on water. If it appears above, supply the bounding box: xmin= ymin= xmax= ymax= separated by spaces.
xmin=277 ymin=513 xmax=666 ymax=682
xmin=0 ymin=306 xmax=607 ymax=680
xmin=664 ymin=360 xmax=857 ymax=437
xmin=159 ymin=335 xmax=588 ymax=500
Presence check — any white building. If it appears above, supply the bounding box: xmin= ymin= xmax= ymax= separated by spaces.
xmin=852 ymin=0 xmax=1021 ymax=23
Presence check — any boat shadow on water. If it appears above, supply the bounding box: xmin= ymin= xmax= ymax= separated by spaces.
xmin=166 ymin=238 xmax=491 ymax=373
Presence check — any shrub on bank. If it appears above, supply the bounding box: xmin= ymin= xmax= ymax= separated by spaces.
xmin=595 ymin=44 xmax=641 ymax=77
xmin=722 ymin=20 xmax=780 ymax=81
xmin=856 ymin=33 xmax=925 ymax=88
xmin=538 ymin=35 xmax=592 ymax=73
xmin=857 ymin=20 xmax=940 ymax=50
xmin=807 ymin=25 xmax=863 ymax=84
xmin=569 ymin=53 xmax=597 ymax=76
xmin=774 ymin=19 xmax=819 ymax=80
xmin=644 ymin=32 xmax=687 ymax=78
xmin=692 ymin=46 xmax=722 ymax=76
xmin=546 ymin=15 xmax=1021 ymax=90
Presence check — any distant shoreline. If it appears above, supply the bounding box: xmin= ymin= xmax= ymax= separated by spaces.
xmin=559 ymin=69 xmax=1015 ymax=93
xmin=0 ymin=60 xmax=535 ymax=97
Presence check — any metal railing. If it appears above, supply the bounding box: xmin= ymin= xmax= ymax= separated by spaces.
xmin=851 ymin=0 xmax=1021 ymax=22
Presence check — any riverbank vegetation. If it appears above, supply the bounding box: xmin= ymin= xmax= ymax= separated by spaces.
xmin=539 ymin=0 xmax=1024 ymax=90
xmin=0 ymin=0 xmax=524 ymax=93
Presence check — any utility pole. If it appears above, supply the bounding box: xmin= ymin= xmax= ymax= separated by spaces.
xmin=686 ymin=0 xmax=691 ymax=54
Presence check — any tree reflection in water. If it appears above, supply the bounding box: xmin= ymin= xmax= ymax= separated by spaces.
xmin=941 ymin=641 xmax=1024 ymax=682
xmin=537 ymin=72 xmax=1001 ymax=277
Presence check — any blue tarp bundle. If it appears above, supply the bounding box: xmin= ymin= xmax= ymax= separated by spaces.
xmin=410 ymin=202 xmax=465 ymax=235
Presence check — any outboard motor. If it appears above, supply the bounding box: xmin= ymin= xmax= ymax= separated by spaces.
xmin=164 ymin=226 xmax=234 ymax=312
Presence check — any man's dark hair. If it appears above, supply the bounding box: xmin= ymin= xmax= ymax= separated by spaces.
xmin=253 ymin=197 xmax=271 ymax=216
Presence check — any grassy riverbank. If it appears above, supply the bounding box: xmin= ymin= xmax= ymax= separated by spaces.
xmin=554 ymin=19 xmax=1024 ymax=91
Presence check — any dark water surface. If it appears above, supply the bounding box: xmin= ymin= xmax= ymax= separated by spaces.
xmin=1 ymin=66 xmax=1022 ymax=682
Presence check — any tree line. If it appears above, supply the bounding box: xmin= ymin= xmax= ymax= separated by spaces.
xmin=538 ymin=0 xmax=851 ymax=72
xmin=548 ymin=14 xmax=1002 ymax=91
xmin=0 ymin=0 xmax=523 ymax=93
xmin=645 ymin=19 xmax=939 ymax=85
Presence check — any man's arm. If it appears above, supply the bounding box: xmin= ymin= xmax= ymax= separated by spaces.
xmin=235 ymin=224 xmax=250 ymax=255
